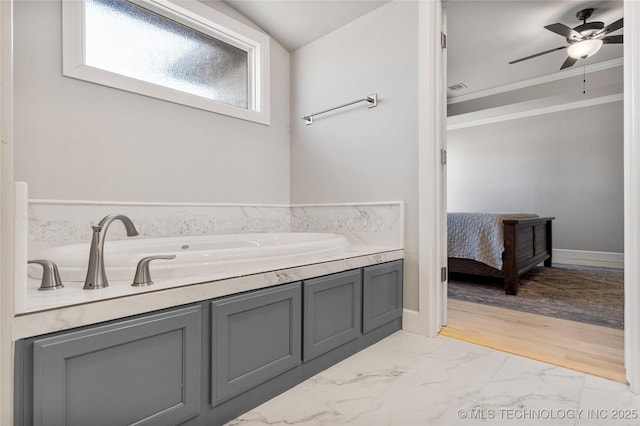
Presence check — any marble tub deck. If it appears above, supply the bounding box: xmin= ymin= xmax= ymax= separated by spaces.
xmin=231 ymin=332 xmax=640 ymax=426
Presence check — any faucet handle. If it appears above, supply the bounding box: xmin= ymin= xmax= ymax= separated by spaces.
xmin=28 ymin=259 xmax=64 ymax=291
xmin=131 ymin=255 xmax=176 ymax=287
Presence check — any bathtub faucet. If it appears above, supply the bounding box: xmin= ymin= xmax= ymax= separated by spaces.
xmin=83 ymin=214 xmax=139 ymax=290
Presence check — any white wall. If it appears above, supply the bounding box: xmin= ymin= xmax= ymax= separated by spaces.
xmin=13 ymin=0 xmax=291 ymax=204
xmin=448 ymin=101 xmax=624 ymax=253
xmin=290 ymin=1 xmax=420 ymax=310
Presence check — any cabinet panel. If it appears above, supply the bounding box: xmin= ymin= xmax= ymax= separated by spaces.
xmin=211 ymin=283 xmax=301 ymax=405
xmin=363 ymin=260 xmax=403 ymax=333
xmin=303 ymin=270 xmax=361 ymax=361
xmin=32 ymin=305 xmax=201 ymax=426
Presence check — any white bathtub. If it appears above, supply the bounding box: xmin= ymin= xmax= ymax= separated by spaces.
xmin=29 ymin=233 xmax=349 ymax=282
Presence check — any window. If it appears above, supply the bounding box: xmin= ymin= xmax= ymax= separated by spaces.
xmin=63 ymin=0 xmax=270 ymax=124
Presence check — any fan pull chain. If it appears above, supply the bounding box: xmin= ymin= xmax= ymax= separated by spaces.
xmin=583 ymin=66 xmax=586 ymax=94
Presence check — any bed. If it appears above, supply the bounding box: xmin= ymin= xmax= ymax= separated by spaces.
xmin=447 ymin=213 xmax=555 ymax=295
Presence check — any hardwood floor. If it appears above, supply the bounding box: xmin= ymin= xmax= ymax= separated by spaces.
xmin=440 ymin=298 xmax=626 ymax=383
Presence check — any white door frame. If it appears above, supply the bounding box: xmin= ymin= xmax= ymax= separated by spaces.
xmin=418 ymin=0 xmax=446 ymax=337
xmin=623 ymin=0 xmax=640 ymax=394
xmin=440 ymin=4 xmax=448 ymax=328
xmin=419 ymin=0 xmax=640 ymax=393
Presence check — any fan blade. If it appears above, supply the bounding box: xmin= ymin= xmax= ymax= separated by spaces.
xmin=544 ymin=23 xmax=584 ymax=40
xmin=601 ymin=18 xmax=623 ymax=35
xmin=602 ymin=34 xmax=623 ymax=44
xmin=560 ymin=56 xmax=578 ymax=70
xmin=509 ymin=46 xmax=566 ymax=64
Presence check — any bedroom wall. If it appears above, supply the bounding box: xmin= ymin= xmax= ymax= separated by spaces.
xmin=289 ymin=1 xmax=420 ymax=310
xmin=447 ymin=100 xmax=624 ymax=254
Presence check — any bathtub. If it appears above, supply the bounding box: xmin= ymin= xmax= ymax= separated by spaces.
xmin=29 ymin=232 xmax=349 ymax=283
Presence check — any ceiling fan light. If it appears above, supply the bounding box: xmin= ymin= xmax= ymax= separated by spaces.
xmin=567 ymin=39 xmax=603 ymax=59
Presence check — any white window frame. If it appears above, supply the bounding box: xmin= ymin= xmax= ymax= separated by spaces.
xmin=62 ymin=0 xmax=270 ymax=125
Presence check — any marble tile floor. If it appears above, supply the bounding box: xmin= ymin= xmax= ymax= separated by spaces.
xmin=229 ymin=331 xmax=640 ymax=426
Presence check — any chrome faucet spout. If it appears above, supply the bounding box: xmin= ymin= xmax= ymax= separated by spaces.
xmin=83 ymin=214 xmax=139 ymax=290
xmin=96 ymin=213 xmax=139 ymax=237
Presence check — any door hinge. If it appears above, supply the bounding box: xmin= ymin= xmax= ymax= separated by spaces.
xmin=441 ymin=266 xmax=447 ymax=282
xmin=441 ymin=32 xmax=447 ymax=49
xmin=440 ymin=149 xmax=447 ymax=166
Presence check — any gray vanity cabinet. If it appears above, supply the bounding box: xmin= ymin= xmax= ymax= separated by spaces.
xmin=27 ymin=305 xmax=202 ymax=426
xmin=15 ymin=262 xmax=403 ymax=426
xmin=363 ymin=260 xmax=404 ymax=333
xmin=303 ymin=269 xmax=362 ymax=361
xmin=210 ymin=283 xmax=302 ymax=406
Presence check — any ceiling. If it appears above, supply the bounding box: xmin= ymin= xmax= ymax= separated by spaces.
xmin=223 ymin=0 xmax=389 ymax=52
xmin=445 ymin=0 xmax=623 ymax=98
xmin=221 ymin=0 xmax=623 ymax=99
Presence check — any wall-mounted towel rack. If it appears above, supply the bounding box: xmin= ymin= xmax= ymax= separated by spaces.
xmin=302 ymin=94 xmax=377 ymax=125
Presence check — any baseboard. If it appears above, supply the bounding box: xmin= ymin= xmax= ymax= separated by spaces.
xmin=552 ymin=249 xmax=624 ymax=269
xmin=402 ymin=308 xmax=421 ymax=333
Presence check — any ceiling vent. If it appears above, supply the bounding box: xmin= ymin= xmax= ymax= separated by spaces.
xmin=448 ymin=82 xmax=468 ymax=92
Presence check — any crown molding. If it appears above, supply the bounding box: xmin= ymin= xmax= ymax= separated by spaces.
xmin=447 ymin=57 xmax=623 ymax=105
xmin=447 ymin=92 xmax=622 ymax=131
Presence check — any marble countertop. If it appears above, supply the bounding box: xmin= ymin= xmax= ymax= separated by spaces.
xmin=14 ymin=245 xmax=403 ymax=340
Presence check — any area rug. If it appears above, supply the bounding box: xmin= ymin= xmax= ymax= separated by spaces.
xmin=448 ymin=264 xmax=624 ymax=329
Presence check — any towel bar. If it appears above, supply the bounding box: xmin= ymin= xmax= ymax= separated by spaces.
xmin=302 ymin=94 xmax=377 ymax=125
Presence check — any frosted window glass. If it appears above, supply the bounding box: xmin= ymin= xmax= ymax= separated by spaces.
xmin=85 ymin=0 xmax=248 ymax=108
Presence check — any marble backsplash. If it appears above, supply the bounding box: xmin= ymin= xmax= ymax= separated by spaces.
xmin=290 ymin=203 xmax=403 ymax=248
xmin=26 ymin=199 xmax=404 ymax=258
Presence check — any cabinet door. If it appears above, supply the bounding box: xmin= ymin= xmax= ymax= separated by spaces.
xmin=211 ymin=283 xmax=301 ymax=405
xmin=32 ymin=305 xmax=201 ymax=426
xmin=363 ymin=260 xmax=404 ymax=333
xmin=303 ymin=269 xmax=361 ymax=362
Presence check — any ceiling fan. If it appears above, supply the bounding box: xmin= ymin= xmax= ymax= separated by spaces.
xmin=509 ymin=8 xmax=623 ymax=70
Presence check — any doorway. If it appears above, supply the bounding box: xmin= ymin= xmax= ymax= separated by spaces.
xmin=416 ymin=0 xmax=640 ymax=393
